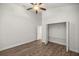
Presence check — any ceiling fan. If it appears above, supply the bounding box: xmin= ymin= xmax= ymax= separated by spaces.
xmin=27 ymin=3 xmax=46 ymax=14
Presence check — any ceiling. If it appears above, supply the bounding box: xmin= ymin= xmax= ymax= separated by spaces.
xmin=44 ymin=3 xmax=79 ymax=8
xmin=18 ymin=3 xmax=79 ymax=9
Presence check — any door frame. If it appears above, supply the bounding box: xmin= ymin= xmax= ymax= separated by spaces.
xmin=43 ymin=21 xmax=69 ymax=52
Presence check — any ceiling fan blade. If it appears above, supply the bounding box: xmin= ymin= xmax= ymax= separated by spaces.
xmin=36 ymin=10 xmax=38 ymax=14
xmin=40 ymin=7 xmax=46 ymax=10
xmin=39 ymin=3 xmax=42 ymax=5
xmin=27 ymin=8 xmax=32 ymax=10
xmin=30 ymin=3 xmax=34 ymax=5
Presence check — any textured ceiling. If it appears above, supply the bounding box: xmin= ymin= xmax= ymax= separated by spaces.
xmin=44 ymin=3 xmax=79 ymax=8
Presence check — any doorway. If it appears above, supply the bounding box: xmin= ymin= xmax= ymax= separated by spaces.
xmin=48 ymin=22 xmax=66 ymax=45
xmin=43 ymin=21 xmax=69 ymax=52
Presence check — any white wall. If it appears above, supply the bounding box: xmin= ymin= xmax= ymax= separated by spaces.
xmin=42 ymin=5 xmax=79 ymax=52
xmin=0 ymin=3 xmax=41 ymax=51
xmin=48 ymin=23 xmax=66 ymax=45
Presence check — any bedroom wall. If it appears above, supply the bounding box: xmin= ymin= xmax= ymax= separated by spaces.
xmin=0 ymin=3 xmax=42 ymax=51
xmin=42 ymin=5 xmax=79 ymax=52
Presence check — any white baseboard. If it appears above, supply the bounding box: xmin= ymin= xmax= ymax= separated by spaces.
xmin=49 ymin=40 xmax=66 ymax=46
xmin=0 ymin=39 xmax=36 ymax=51
xmin=69 ymin=48 xmax=79 ymax=53
xmin=49 ymin=40 xmax=79 ymax=53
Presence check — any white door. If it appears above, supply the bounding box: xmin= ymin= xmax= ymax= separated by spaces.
xmin=37 ymin=26 xmax=42 ymax=40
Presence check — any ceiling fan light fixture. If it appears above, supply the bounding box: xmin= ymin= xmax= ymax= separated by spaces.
xmin=33 ymin=5 xmax=40 ymax=11
xmin=27 ymin=3 xmax=46 ymax=14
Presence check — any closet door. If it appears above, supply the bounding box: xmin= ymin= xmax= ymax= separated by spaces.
xmin=42 ymin=24 xmax=48 ymax=44
xmin=37 ymin=26 xmax=42 ymax=40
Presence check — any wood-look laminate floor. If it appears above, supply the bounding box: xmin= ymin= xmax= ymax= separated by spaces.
xmin=0 ymin=40 xmax=79 ymax=56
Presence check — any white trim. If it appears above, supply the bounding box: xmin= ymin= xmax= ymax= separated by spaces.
xmin=47 ymin=20 xmax=68 ymax=25
xmin=66 ymin=21 xmax=69 ymax=52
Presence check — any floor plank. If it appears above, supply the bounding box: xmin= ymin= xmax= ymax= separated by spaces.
xmin=0 ymin=40 xmax=79 ymax=56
